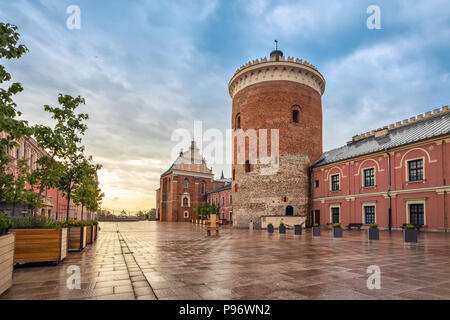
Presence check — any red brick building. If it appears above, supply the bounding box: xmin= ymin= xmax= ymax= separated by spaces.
xmin=311 ymin=107 xmax=450 ymax=231
xmin=0 ymin=134 xmax=88 ymax=220
xmin=207 ymin=181 xmax=232 ymax=222
xmin=156 ymin=141 xmax=227 ymax=222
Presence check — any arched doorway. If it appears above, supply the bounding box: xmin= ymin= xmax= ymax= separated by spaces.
xmin=286 ymin=205 xmax=293 ymax=216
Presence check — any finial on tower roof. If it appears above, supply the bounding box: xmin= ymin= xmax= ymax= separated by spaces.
xmin=220 ymin=170 xmax=224 ymax=179
xmin=270 ymin=40 xmax=283 ymax=62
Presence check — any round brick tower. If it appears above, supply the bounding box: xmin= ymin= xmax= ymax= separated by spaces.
xmin=229 ymin=49 xmax=326 ymax=228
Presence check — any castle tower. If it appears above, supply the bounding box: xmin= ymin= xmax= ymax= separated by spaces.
xmin=229 ymin=48 xmax=326 ymax=228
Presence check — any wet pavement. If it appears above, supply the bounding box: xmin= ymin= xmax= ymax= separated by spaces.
xmin=1 ymin=221 xmax=450 ymax=300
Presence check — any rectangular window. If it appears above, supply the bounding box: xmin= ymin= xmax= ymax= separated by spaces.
xmin=230 ymin=195 xmax=232 ymax=204
xmin=363 ymin=168 xmax=375 ymax=187
xmin=364 ymin=206 xmax=376 ymax=224
xmin=315 ymin=180 xmax=319 ymax=188
xmin=408 ymin=159 xmax=423 ymax=181
xmin=245 ymin=160 xmax=251 ymax=173
xmin=409 ymin=204 xmax=424 ymax=225
xmin=331 ymin=175 xmax=340 ymax=191
xmin=331 ymin=207 xmax=340 ymax=223
xmin=222 ymin=197 xmax=225 ymax=205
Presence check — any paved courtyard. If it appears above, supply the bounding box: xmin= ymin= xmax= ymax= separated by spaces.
xmin=1 ymin=221 xmax=450 ymax=300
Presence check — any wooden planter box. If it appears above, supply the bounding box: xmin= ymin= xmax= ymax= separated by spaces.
xmin=86 ymin=226 xmax=93 ymax=244
xmin=93 ymin=225 xmax=98 ymax=241
xmin=11 ymin=228 xmax=68 ymax=265
xmin=69 ymin=227 xmax=87 ymax=251
xmin=0 ymin=233 xmax=15 ymax=295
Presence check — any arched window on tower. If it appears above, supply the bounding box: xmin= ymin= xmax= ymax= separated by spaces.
xmin=236 ymin=114 xmax=241 ymax=129
xmin=183 ymin=197 xmax=189 ymax=207
xmin=293 ymin=110 xmax=299 ymax=123
xmin=184 ymin=179 xmax=188 ymax=188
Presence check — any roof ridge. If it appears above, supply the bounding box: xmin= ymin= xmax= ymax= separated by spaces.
xmin=347 ymin=105 xmax=449 ymax=145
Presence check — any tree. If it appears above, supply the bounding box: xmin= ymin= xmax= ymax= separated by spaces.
xmin=148 ymin=208 xmax=156 ymax=220
xmin=0 ymin=23 xmax=32 ymax=207
xmin=3 ymin=159 xmax=41 ymax=216
xmin=58 ymin=154 xmax=100 ymax=221
xmin=32 ymin=94 xmax=88 ymax=215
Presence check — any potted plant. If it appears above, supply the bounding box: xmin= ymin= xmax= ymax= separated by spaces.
xmin=279 ymin=222 xmax=286 ymax=234
xmin=62 ymin=220 xmax=88 ymax=251
xmin=11 ymin=215 xmax=68 ymax=265
xmin=85 ymin=221 xmax=94 ymax=244
xmin=333 ymin=223 xmax=343 ymax=238
xmin=404 ymin=224 xmax=418 ymax=243
xmin=92 ymin=220 xmax=99 ymax=241
xmin=267 ymin=223 xmax=274 ymax=233
xmin=294 ymin=224 xmax=302 ymax=235
xmin=368 ymin=223 xmax=379 ymax=240
xmin=0 ymin=214 xmax=14 ymax=295
xmin=312 ymin=223 xmax=320 ymax=236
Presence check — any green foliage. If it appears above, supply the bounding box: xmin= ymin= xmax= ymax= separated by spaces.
xmin=3 ymin=159 xmax=41 ymax=215
xmin=0 ymin=214 xmax=13 ymax=235
xmin=370 ymin=223 xmax=378 ymax=229
xmin=405 ymin=224 xmax=415 ymax=230
xmin=313 ymin=223 xmax=319 ymax=227
xmin=61 ymin=219 xmax=95 ymax=227
xmin=267 ymin=223 xmax=273 ymax=226
xmin=11 ymin=215 xmax=62 ymax=229
xmin=193 ymin=202 xmax=220 ymax=219
xmin=279 ymin=222 xmax=285 ymax=226
xmin=147 ymin=208 xmax=156 ymax=220
xmin=294 ymin=224 xmax=301 ymax=227
xmin=32 ymin=93 xmax=92 ymax=217
xmin=0 ymin=23 xmax=32 ymax=206
xmin=333 ymin=223 xmax=341 ymax=228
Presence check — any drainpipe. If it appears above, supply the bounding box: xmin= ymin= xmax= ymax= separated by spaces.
xmin=386 ymin=149 xmax=392 ymax=231
xmin=443 ymin=139 xmax=447 ymax=232
xmin=309 ymin=165 xmax=314 ymax=228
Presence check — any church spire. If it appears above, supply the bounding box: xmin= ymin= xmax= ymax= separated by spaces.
xmin=220 ymin=170 xmax=224 ymax=179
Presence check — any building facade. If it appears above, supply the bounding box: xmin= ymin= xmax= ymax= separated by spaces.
xmin=207 ymin=182 xmax=232 ymax=222
xmin=0 ymin=134 xmax=88 ymax=221
xmin=157 ymin=141 xmax=222 ymax=222
xmin=229 ymin=49 xmax=325 ymax=228
xmin=311 ymin=107 xmax=450 ymax=231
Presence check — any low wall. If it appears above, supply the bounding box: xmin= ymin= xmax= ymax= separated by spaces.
xmin=260 ymin=216 xmax=306 ymax=229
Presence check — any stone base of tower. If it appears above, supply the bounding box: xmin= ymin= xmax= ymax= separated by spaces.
xmin=232 ymin=154 xmax=311 ymax=229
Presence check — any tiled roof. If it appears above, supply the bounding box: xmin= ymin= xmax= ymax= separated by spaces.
xmin=207 ymin=182 xmax=232 ymax=194
xmin=312 ymin=109 xmax=450 ymax=168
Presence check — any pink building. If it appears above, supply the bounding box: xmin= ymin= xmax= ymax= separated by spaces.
xmin=207 ymin=182 xmax=233 ymax=222
xmin=311 ymin=107 xmax=450 ymax=231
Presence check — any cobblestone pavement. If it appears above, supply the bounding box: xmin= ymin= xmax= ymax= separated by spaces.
xmin=1 ymin=221 xmax=450 ymax=300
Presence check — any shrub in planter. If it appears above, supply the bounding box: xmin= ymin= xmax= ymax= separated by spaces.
xmin=279 ymin=222 xmax=286 ymax=234
xmin=0 ymin=214 xmax=14 ymax=295
xmin=368 ymin=223 xmax=379 ymax=240
xmin=62 ymin=220 xmax=88 ymax=252
xmin=312 ymin=223 xmax=320 ymax=236
xmin=333 ymin=223 xmax=343 ymax=238
xmin=10 ymin=215 xmax=68 ymax=265
xmin=267 ymin=223 xmax=274 ymax=233
xmin=404 ymin=224 xmax=418 ymax=243
xmin=294 ymin=224 xmax=302 ymax=235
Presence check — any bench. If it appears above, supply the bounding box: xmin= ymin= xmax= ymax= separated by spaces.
xmin=346 ymin=223 xmax=363 ymax=230
xmin=401 ymin=223 xmax=423 ymax=231
xmin=205 ymin=215 xmax=221 ymax=236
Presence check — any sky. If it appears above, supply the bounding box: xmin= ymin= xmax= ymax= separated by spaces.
xmin=0 ymin=0 xmax=449 ymax=212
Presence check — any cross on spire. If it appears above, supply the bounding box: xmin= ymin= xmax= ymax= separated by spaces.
xmin=274 ymin=39 xmax=278 ymax=50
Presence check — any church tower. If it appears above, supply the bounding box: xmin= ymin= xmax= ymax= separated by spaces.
xmin=229 ymin=47 xmax=326 ymax=228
